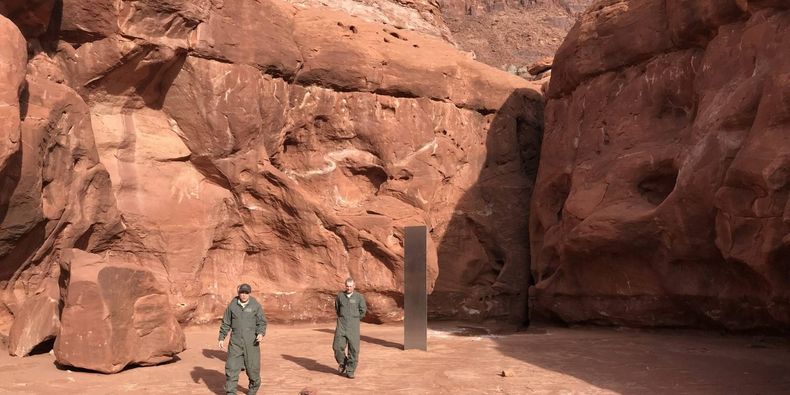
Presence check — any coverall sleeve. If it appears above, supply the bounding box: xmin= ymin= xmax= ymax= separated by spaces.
xmin=256 ymin=303 xmax=268 ymax=336
xmin=359 ymin=294 xmax=367 ymax=317
xmin=218 ymin=304 xmax=232 ymax=341
xmin=335 ymin=294 xmax=341 ymax=317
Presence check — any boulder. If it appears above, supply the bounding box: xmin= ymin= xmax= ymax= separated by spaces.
xmin=0 ymin=14 xmax=26 ymax=187
xmin=8 ymin=293 xmax=59 ymax=356
xmin=527 ymin=57 xmax=553 ymax=76
xmin=54 ymin=249 xmax=185 ymax=373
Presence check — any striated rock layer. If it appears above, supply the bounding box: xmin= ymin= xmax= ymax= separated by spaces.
xmin=0 ymin=0 xmax=543 ymax=371
xmin=531 ymin=0 xmax=789 ymax=330
xmin=437 ymin=0 xmax=595 ymax=73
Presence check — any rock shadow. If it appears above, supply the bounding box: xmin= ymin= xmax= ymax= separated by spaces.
xmin=52 ymin=355 xmax=181 ymax=373
xmin=430 ymin=87 xmax=544 ymax=325
xmin=27 ymin=337 xmax=55 ymax=356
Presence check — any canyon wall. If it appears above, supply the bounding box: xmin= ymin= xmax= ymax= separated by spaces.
xmin=531 ymin=0 xmax=789 ymax=330
xmin=0 ymin=0 xmax=543 ymax=371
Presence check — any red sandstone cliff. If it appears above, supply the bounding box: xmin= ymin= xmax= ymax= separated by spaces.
xmin=0 ymin=0 xmax=543 ymax=371
xmin=3 ymin=0 xmax=786 ymax=376
xmin=531 ymin=0 xmax=790 ymax=330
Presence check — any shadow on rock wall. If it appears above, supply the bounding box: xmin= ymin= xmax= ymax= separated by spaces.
xmin=527 ymin=0 xmax=790 ymax=331
xmin=430 ymin=88 xmax=543 ymax=326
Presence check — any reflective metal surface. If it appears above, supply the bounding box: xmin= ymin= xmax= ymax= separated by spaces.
xmin=404 ymin=226 xmax=427 ymax=351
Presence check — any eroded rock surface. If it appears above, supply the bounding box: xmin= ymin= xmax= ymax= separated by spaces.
xmin=54 ymin=249 xmax=185 ymax=373
xmin=531 ymin=0 xmax=790 ymax=329
xmin=437 ymin=0 xmax=594 ymax=74
xmin=0 ymin=0 xmax=543 ymax=371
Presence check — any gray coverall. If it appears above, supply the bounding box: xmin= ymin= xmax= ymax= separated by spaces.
xmin=218 ymin=297 xmax=267 ymax=395
xmin=333 ymin=291 xmax=367 ymax=375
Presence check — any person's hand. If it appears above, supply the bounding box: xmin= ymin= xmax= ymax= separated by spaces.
xmin=218 ymin=339 xmax=225 ymax=350
xmin=255 ymin=334 xmax=264 ymax=343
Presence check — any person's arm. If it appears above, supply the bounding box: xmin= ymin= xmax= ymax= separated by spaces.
xmin=335 ymin=294 xmax=341 ymax=317
xmin=358 ymin=294 xmax=367 ymax=317
xmin=218 ymin=304 xmax=232 ymax=349
xmin=256 ymin=303 xmax=268 ymax=337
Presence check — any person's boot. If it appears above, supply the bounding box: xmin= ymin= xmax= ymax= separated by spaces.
xmin=345 ymin=371 xmax=355 ymax=379
xmin=338 ymin=356 xmax=348 ymax=375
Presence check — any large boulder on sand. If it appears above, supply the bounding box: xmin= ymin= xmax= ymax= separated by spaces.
xmin=54 ymin=249 xmax=185 ymax=373
xmin=8 ymin=293 xmax=59 ymax=357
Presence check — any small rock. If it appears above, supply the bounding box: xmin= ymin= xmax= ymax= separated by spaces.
xmin=299 ymin=388 xmax=318 ymax=395
xmin=528 ymin=57 xmax=554 ymax=76
xmin=500 ymin=369 xmax=515 ymax=377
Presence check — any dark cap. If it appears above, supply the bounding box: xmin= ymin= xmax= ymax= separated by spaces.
xmin=237 ymin=283 xmax=252 ymax=294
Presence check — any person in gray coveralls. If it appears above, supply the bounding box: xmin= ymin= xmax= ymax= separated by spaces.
xmin=218 ymin=283 xmax=267 ymax=394
xmin=333 ymin=277 xmax=367 ymax=378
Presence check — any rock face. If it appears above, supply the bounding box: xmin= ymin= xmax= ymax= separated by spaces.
xmin=0 ymin=0 xmax=543 ymax=371
xmin=0 ymin=0 xmax=57 ymax=38
xmin=531 ymin=0 xmax=790 ymax=330
xmin=54 ymin=249 xmax=185 ymax=374
xmin=282 ymin=1 xmax=596 ymax=81
xmin=0 ymin=14 xmax=26 ymax=196
xmin=8 ymin=293 xmax=59 ymax=357
xmin=286 ymin=0 xmax=453 ymax=42
xmin=436 ymin=0 xmax=595 ymax=74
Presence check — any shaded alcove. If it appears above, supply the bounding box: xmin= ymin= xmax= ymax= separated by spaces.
xmin=429 ymin=88 xmax=544 ymax=326
xmin=637 ymin=161 xmax=679 ymax=206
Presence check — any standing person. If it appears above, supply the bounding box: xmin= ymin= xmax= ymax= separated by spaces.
xmin=218 ymin=283 xmax=268 ymax=395
xmin=333 ymin=277 xmax=367 ymax=378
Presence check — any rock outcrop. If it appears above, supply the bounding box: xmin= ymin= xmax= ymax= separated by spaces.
xmin=55 ymin=249 xmax=185 ymax=374
xmin=531 ymin=0 xmax=790 ymax=330
xmin=287 ymin=0 xmax=453 ymax=42
xmin=0 ymin=0 xmax=543 ymax=371
xmin=0 ymin=14 xmax=26 ymax=196
xmin=436 ymin=0 xmax=594 ymax=74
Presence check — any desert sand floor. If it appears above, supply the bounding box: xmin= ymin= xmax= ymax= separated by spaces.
xmin=1 ymin=322 xmax=789 ymax=394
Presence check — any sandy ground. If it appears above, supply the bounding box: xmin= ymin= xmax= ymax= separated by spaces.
xmin=1 ymin=322 xmax=789 ymax=394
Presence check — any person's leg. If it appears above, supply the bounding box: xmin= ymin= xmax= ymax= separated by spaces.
xmin=345 ymin=334 xmax=360 ymax=378
xmin=245 ymin=343 xmax=262 ymax=395
xmin=332 ymin=332 xmax=349 ymax=372
xmin=225 ymin=342 xmax=244 ymax=394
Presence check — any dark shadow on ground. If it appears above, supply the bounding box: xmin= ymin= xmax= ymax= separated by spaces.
xmin=27 ymin=337 xmax=55 ymax=356
xmin=203 ymin=348 xmax=227 ymax=362
xmin=490 ymin=324 xmax=790 ymax=394
xmin=53 ymin=355 xmax=182 ymax=373
xmin=313 ymin=328 xmax=403 ymax=349
xmin=360 ymin=335 xmax=402 ymax=350
xmin=281 ymin=354 xmax=338 ymax=375
xmin=190 ymin=366 xmax=226 ymax=395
